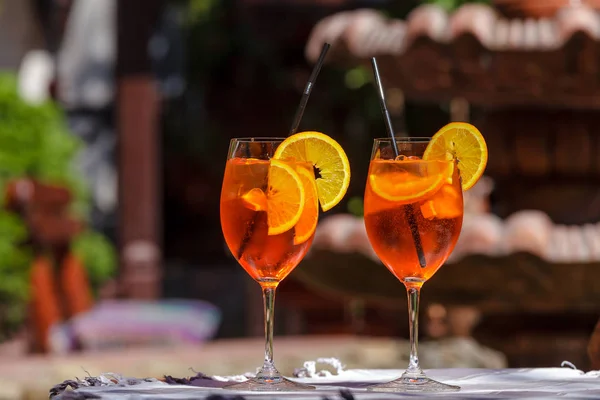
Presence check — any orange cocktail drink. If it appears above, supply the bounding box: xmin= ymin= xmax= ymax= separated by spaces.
xmin=219 ymin=133 xmax=350 ymax=391
xmin=364 ymin=158 xmax=463 ymax=283
xmin=221 ymin=157 xmax=318 ymax=286
xmin=364 ymin=123 xmax=487 ymax=393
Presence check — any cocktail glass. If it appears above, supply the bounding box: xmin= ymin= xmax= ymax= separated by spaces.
xmin=364 ymin=138 xmax=463 ymax=392
xmin=220 ymin=138 xmax=317 ymax=391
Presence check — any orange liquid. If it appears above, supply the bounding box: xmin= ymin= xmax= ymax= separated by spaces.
xmin=364 ymin=159 xmax=463 ymax=284
xmin=220 ymin=158 xmax=315 ymax=287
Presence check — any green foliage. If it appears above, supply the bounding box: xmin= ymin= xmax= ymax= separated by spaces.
xmin=344 ymin=67 xmax=371 ymax=90
xmin=71 ymin=231 xmax=117 ymax=291
xmin=0 ymin=74 xmax=90 ymax=216
xmin=423 ymin=0 xmax=491 ymax=12
xmin=0 ymin=72 xmax=116 ymax=338
xmin=0 ymin=211 xmax=32 ymax=339
xmin=186 ymin=0 xmax=221 ymax=24
xmin=0 ymin=75 xmax=79 ymax=185
xmin=347 ymin=196 xmax=364 ymax=218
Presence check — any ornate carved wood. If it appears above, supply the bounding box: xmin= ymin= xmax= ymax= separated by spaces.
xmin=5 ymin=179 xmax=91 ymax=353
xmin=308 ymin=4 xmax=600 ymax=109
xmin=305 ymin=3 xmax=600 ymax=367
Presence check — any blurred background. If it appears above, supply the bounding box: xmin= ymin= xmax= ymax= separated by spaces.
xmin=2 ymin=0 xmax=600 ymax=397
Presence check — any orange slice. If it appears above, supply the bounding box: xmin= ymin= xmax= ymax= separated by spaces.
xmin=239 ymin=160 xmax=305 ymax=235
xmin=420 ymin=184 xmax=463 ymax=220
xmin=423 ymin=122 xmax=488 ymax=191
xmin=273 ymin=131 xmax=350 ymax=212
xmin=369 ymin=161 xmax=450 ymax=203
xmin=241 ymin=188 xmax=268 ymax=211
xmin=265 ymin=159 xmax=305 ymax=235
xmin=294 ymin=166 xmax=319 ymax=245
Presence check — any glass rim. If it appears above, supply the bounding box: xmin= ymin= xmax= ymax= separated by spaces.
xmin=230 ymin=137 xmax=286 ymax=142
xmin=373 ymin=137 xmax=431 ymax=142
xmin=374 ymin=158 xmax=456 ymax=163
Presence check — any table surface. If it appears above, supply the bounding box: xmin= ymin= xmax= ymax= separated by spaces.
xmin=52 ymin=368 xmax=600 ymax=399
xmin=2 ymin=335 xmax=509 ymax=399
xmin=0 ymin=336 xmax=405 ymax=399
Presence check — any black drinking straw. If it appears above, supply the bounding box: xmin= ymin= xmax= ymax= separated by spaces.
xmin=237 ymin=43 xmax=331 ymax=259
xmin=371 ymin=57 xmax=427 ymax=269
xmin=290 ymin=43 xmax=331 ymax=135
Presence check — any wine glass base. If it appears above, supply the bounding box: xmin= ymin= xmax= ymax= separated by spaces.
xmin=224 ymin=376 xmax=315 ymax=392
xmin=367 ymin=375 xmax=460 ymax=393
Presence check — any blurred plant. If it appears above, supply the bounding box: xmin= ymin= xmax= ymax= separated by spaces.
xmin=0 ymin=72 xmax=116 ymax=339
xmin=422 ymin=0 xmax=491 ymax=11
xmin=71 ymin=231 xmax=117 ymax=290
xmin=186 ymin=0 xmax=221 ymax=24
xmin=347 ymin=196 xmax=364 ymax=218
xmin=0 ymin=212 xmax=31 ymax=338
xmin=344 ymin=66 xmax=372 ymax=90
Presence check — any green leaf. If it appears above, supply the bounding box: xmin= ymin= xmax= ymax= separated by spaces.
xmin=71 ymin=230 xmax=117 ymax=289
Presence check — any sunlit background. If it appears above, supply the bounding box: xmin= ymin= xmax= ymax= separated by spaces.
xmin=1 ymin=0 xmax=600 ymax=398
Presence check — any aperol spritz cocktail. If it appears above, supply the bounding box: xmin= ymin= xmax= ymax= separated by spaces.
xmin=364 ymin=157 xmax=463 ymax=282
xmin=364 ymin=122 xmax=488 ymax=393
xmin=364 ymin=138 xmax=464 ymax=393
xmin=221 ymin=156 xmax=318 ymax=287
xmin=220 ymin=133 xmax=350 ymax=391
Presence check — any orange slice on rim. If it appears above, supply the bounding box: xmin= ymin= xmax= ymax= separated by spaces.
xmin=423 ymin=122 xmax=488 ymax=191
xmin=294 ymin=166 xmax=319 ymax=245
xmin=273 ymin=131 xmax=350 ymax=212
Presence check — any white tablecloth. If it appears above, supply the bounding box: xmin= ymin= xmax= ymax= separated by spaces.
xmin=54 ymin=368 xmax=600 ymax=399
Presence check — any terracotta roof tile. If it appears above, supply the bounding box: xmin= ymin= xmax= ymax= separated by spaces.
xmin=556 ymin=5 xmax=600 ymax=41
xmin=306 ymin=3 xmax=600 ymax=108
xmin=406 ymin=4 xmax=448 ymax=44
xmin=306 ymin=3 xmax=600 ymax=62
xmin=305 ymin=9 xmax=384 ymax=61
xmin=448 ymin=4 xmax=498 ymax=46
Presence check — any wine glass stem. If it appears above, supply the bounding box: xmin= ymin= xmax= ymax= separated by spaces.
xmin=261 ymin=286 xmax=277 ymax=375
xmin=405 ymin=285 xmax=424 ymax=376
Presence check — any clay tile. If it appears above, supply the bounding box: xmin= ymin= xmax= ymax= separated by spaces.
xmin=305 ymin=11 xmax=354 ymax=62
xmin=522 ymin=18 xmax=538 ymax=49
xmin=385 ymin=20 xmax=407 ymax=55
xmin=365 ymin=20 xmax=407 ymax=56
xmin=405 ymin=4 xmax=449 ymax=45
xmin=508 ymin=19 xmax=525 ymax=49
xmin=449 ymin=3 xmax=498 ymax=48
xmin=537 ymin=18 xmax=559 ymax=49
xmin=343 ymin=9 xmax=388 ymax=58
xmin=494 ymin=19 xmax=510 ymax=50
xmin=556 ymin=5 xmax=600 ymax=43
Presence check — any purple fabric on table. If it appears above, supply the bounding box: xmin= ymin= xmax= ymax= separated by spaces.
xmin=51 ymin=373 xmax=358 ymax=399
xmin=164 ymin=372 xmax=225 ymax=388
xmin=163 ymin=373 xmax=363 ymax=393
xmin=50 ymin=368 xmax=600 ymax=399
xmin=50 ymin=376 xmax=159 ymax=399
xmin=50 ymin=300 xmax=222 ymax=353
